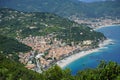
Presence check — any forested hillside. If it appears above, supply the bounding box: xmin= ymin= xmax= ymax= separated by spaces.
xmin=0 ymin=8 xmax=105 ymax=45
xmin=0 ymin=35 xmax=31 ymax=54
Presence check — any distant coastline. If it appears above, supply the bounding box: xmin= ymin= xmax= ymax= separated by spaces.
xmin=57 ymin=25 xmax=117 ymax=68
xmin=94 ymin=24 xmax=120 ymax=30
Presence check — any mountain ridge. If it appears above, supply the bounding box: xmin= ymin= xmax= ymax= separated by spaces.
xmin=0 ymin=0 xmax=120 ymax=18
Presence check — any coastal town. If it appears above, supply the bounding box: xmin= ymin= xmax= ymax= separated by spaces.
xmin=72 ymin=17 xmax=120 ymax=28
xmin=16 ymin=16 xmax=120 ymax=73
xmin=18 ymin=34 xmax=93 ymax=72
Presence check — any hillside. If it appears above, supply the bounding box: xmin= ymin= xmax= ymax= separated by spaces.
xmin=0 ymin=35 xmax=32 ymax=61
xmin=0 ymin=8 xmax=105 ymax=45
xmin=0 ymin=35 xmax=32 ymax=54
xmin=0 ymin=53 xmax=43 ymax=80
xmin=0 ymin=8 xmax=74 ymax=38
xmin=0 ymin=0 xmax=120 ymax=18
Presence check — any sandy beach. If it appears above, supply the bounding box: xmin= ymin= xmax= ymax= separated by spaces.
xmin=94 ymin=24 xmax=120 ymax=30
xmin=57 ymin=25 xmax=119 ymax=68
xmin=57 ymin=39 xmax=114 ymax=68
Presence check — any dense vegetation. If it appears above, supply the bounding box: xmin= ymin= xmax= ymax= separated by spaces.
xmin=0 ymin=8 xmax=74 ymax=38
xmin=0 ymin=52 xmax=120 ymax=80
xmin=0 ymin=8 xmax=105 ymax=45
xmin=0 ymin=0 xmax=120 ymax=18
xmin=57 ymin=26 xmax=105 ymax=45
xmin=0 ymin=53 xmax=43 ymax=80
xmin=0 ymin=35 xmax=31 ymax=54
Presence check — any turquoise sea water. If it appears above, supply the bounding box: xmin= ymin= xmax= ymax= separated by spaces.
xmin=64 ymin=25 xmax=120 ymax=75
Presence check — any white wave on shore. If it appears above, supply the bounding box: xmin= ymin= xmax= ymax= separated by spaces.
xmin=56 ymin=39 xmax=114 ymax=68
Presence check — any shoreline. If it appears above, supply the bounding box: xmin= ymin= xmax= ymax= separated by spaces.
xmin=94 ymin=24 xmax=120 ymax=30
xmin=57 ymin=39 xmax=113 ymax=68
xmin=57 ymin=24 xmax=119 ymax=68
xmin=56 ymin=24 xmax=120 ymax=68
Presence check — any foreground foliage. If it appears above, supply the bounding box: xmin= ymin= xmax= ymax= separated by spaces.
xmin=0 ymin=53 xmax=43 ymax=80
xmin=0 ymin=53 xmax=120 ymax=80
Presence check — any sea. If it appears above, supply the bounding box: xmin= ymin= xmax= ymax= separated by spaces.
xmin=64 ymin=25 xmax=120 ymax=75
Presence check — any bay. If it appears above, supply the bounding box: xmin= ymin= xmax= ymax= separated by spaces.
xmin=64 ymin=25 xmax=120 ymax=75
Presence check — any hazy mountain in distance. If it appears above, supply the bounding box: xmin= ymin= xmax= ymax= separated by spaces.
xmin=0 ymin=0 xmax=120 ymax=18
